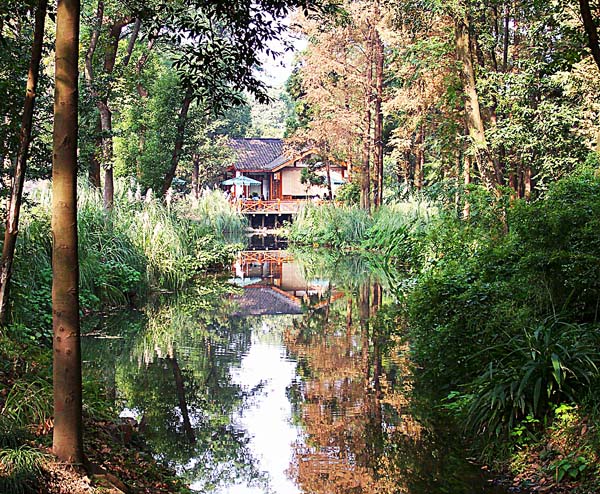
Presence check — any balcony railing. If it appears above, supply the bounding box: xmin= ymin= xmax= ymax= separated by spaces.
xmin=236 ymin=199 xmax=306 ymax=214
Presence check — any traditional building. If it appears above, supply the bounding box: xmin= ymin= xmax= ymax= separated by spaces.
xmin=227 ymin=138 xmax=348 ymax=200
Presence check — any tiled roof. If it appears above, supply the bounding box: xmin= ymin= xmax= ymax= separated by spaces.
xmin=229 ymin=138 xmax=290 ymax=171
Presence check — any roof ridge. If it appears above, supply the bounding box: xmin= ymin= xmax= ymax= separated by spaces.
xmin=231 ymin=137 xmax=283 ymax=141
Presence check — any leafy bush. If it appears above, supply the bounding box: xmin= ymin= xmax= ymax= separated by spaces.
xmin=403 ymin=170 xmax=600 ymax=443
xmin=465 ymin=320 xmax=600 ymax=437
xmin=334 ymin=182 xmax=360 ymax=205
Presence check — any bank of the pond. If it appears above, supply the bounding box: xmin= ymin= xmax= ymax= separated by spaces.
xmin=0 ymin=184 xmax=246 ymax=493
xmin=287 ymin=171 xmax=600 ymax=494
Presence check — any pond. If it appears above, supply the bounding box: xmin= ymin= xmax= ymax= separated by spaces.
xmin=82 ymin=248 xmax=508 ymax=494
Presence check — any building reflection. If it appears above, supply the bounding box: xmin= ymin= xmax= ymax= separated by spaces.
xmin=230 ymin=251 xmax=342 ymax=317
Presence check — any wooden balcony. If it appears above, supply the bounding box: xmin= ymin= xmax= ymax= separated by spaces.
xmin=236 ymin=199 xmax=305 ymax=215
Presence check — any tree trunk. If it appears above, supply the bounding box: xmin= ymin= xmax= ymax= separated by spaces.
xmin=84 ymin=1 xmax=102 ymax=189
xmin=372 ymin=30 xmax=384 ymax=208
xmin=0 ymin=0 xmax=47 ymax=326
xmin=325 ymin=159 xmax=333 ymax=200
xmin=192 ymin=154 xmax=200 ymax=199
xmin=524 ymin=165 xmax=532 ymax=200
xmin=52 ymin=0 xmax=83 ymax=464
xmin=160 ymin=86 xmax=193 ymax=197
xmin=579 ymin=0 xmax=600 ymax=72
xmin=360 ymin=28 xmax=374 ymax=212
xmin=503 ymin=4 xmax=510 ymax=71
xmin=88 ymin=118 xmax=102 ymax=188
xmin=122 ymin=17 xmax=141 ymax=67
xmin=414 ymin=127 xmax=425 ymax=190
xmin=168 ymin=354 xmax=196 ymax=444
xmin=463 ymin=154 xmax=471 ymax=219
xmin=99 ymin=22 xmax=123 ymax=209
xmin=455 ymin=16 xmax=498 ymax=192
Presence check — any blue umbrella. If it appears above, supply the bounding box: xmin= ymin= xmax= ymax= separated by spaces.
xmin=222 ymin=176 xmax=261 ymax=186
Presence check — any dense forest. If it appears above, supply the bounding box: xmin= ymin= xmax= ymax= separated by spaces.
xmin=0 ymin=0 xmax=599 ymax=492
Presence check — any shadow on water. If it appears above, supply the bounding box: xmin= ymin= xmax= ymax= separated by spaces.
xmin=82 ymin=248 xmax=509 ymax=494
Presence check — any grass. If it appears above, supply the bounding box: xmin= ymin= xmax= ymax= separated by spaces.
xmin=288 ymin=198 xmax=437 ymax=254
xmin=0 ymin=446 xmax=48 ymax=494
xmin=5 ymin=180 xmax=245 ymax=337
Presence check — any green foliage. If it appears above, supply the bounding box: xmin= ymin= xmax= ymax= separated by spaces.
xmin=401 ymin=171 xmax=600 ymax=445
xmin=334 ymin=182 xmax=360 ymax=205
xmin=4 ymin=181 xmax=244 ymax=343
xmin=466 ymin=320 xmax=600 ymax=437
xmin=363 ymin=200 xmax=437 ymax=261
xmin=178 ymin=189 xmax=248 ymax=241
xmin=289 ymin=203 xmax=372 ymax=247
xmin=0 ymin=378 xmax=53 ymax=429
xmin=0 ymin=446 xmax=47 ymax=494
xmin=550 ymin=454 xmax=589 ymax=483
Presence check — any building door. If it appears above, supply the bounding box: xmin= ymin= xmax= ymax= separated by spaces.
xmin=270 ymin=172 xmax=282 ymax=199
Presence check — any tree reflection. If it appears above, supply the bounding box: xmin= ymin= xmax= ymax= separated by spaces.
xmin=82 ymin=278 xmax=268 ymax=491
xmin=284 ymin=271 xmax=501 ymax=494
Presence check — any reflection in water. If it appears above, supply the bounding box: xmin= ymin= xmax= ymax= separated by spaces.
xmin=83 ymin=250 xmax=507 ymax=494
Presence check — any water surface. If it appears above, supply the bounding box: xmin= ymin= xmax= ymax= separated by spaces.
xmin=83 ymin=248 xmax=508 ymax=494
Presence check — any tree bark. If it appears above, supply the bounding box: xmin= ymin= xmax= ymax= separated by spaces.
xmin=455 ymin=16 xmax=498 ymax=192
xmin=360 ymin=27 xmax=374 ymax=212
xmin=191 ymin=154 xmax=200 ymax=199
xmin=52 ymin=0 xmax=83 ymax=464
xmin=99 ymin=22 xmax=124 ymax=209
xmin=160 ymin=86 xmax=193 ymax=197
xmin=524 ymin=165 xmax=532 ymax=200
xmin=122 ymin=17 xmax=141 ymax=67
xmin=0 ymin=0 xmax=47 ymax=326
xmin=372 ymin=29 xmax=384 ymax=208
xmin=579 ymin=0 xmax=600 ymax=72
xmin=414 ymin=127 xmax=424 ymax=190
xmin=463 ymin=154 xmax=471 ymax=219
xmin=88 ymin=118 xmax=102 ymax=188
xmin=84 ymin=1 xmax=102 ymax=190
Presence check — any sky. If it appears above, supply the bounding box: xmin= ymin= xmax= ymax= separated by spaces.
xmin=257 ymin=16 xmax=308 ymax=87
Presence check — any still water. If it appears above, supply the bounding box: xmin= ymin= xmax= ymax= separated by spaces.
xmin=83 ymin=248 xmax=508 ymax=494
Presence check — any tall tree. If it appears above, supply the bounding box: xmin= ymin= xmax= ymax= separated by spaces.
xmin=579 ymin=0 xmax=600 ymax=72
xmin=52 ymin=0 xmax=83 ymax=463
xmin=0 ymin=0 xmax=47 ymax=325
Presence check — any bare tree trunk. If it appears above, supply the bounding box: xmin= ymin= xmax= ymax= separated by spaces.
xmin=524 ymin=165 xmax=532 ymax=200
xmin=503 ymin=4 xmax=510 ymax=71
xmin=122 ymin=17 xmax=141 ymax=67
xmin=455 ymin=16 xmax=498 ymax=192
xmin=88 ymin=118 xmax=102 ymax=188
xmin=463 ymin=154 xmax=471 ymax=219
xmin=325 ymin=159 xmax=333 ymax=200
xmin=0 ymin=0 xmax=47 ymax=326
xmin=360 ymin=27 xmax=374 ymax=212
xmin=191 ymin=154 xmax=200 ymax=199
xmin=99 ymin=22 xmax=123 ymax=209
xmin=52 ymin=0 xmax=83 ymax=464
xmin=373 ymin=30 xmax=384 ymax=208
xmin=579 ymin=0 xmax=600 ymax=72
xmin=161 ymin=86 xmax=193 ymax=197
xmin=414 ymin=127 xmax=424 ymax=190
xmin=84 ymin=1 xmax=103 ymax=189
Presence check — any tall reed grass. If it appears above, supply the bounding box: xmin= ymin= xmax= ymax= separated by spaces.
xmin=289 ymin=203 xmax=372 ymax=247
xmin=288 ymin=198 xmax=437 ymax=256
xmin=6 ymin=180 xmax=244 ymax=339
xmin=178 ymin=189 xmax=248 ymax=241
